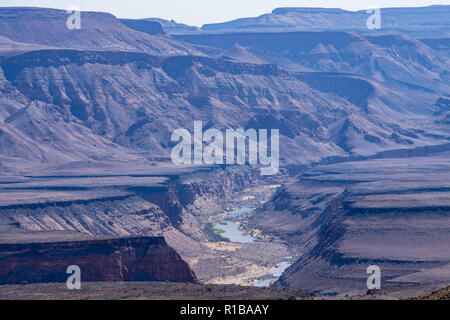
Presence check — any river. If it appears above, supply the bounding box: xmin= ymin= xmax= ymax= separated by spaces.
xmin=213 ymin=205 xmax=293 ymax=287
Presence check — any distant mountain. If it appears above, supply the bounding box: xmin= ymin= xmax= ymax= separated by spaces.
xmin=0 ymin=7 xmax=448 ymax=174
xmin=145 ymin=18 xmax=202 ymax=35
xmin=178 ymin=31 xmax=450 ymax=95
xmin=126 ymin=6 xmax=450 ymax=38
xmin=201 ymin=6 xmax=450 ymax=38
xmin=0 ymin=7 xmax=202 ymax=55
xmin=421 ymin=38 xmax=450 ymax=56
xmin=120 ymin=19 xmax=165 ymax=35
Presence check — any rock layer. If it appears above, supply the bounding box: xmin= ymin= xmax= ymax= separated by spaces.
xmin=0 ymin=236 xmax=197 ymax=285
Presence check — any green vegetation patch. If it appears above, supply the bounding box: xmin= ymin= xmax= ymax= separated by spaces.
xmin=204 ymin=222 xmax=230 ymax=242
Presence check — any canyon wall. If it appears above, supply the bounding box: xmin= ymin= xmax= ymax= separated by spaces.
xmin=248 ymin=156 xmax=450 ymax=295
xmin=0 ymin=166 xmax=259 ymax=284
xmin=0 ymin=236 xmax=197 ymax=285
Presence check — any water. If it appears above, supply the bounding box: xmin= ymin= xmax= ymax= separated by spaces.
xmin=227 ymin=206 xmax=253 ymax=218
xmin=213 ymin=206 xmax=255 ymax=243
xmin=269 ymin=261 xmax=291 ymax=277
xmin=252 ymin=260 xmax=292 ymax=288
xmin=253 ymin=279 xmax=273 ymax=287
xmin=215 ymin=205 xmax=293 ymax=284
xmin=215 ymin=221 xmax=255 ymax=243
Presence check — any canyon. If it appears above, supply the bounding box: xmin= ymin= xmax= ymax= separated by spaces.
xmin=0 ymin=5 xmax=449 ymax=298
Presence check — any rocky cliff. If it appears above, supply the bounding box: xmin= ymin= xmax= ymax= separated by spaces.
xmin=200 ymin=6 xmax=450 ymax=38
xmin=248 ymin=155 xmax=450 ymax=295
xmin=0 ymin=166 xmax=258 ymax=237
xmin=0 ymin=236 xmax=197 ymax=285
xmin=0 ymin=7 xmax=448 ymax=174
xmin=0 ymin=7 xmax=200 ymax=55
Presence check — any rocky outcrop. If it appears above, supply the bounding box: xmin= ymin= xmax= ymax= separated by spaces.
xmin=200 ymin=6 xmax=450 ymax=38
xmin=0 ymin=194 xmax=171 ymax=236
xmin=0 ymin=166 xmax=259 ymax=240
xmin=129 ymin=185 xmax=184 ymax=228
xmin=0 ymin=165 xmax=261 ymax=284
xmin=0 ymin=236 xmax=197 ymax=285
xmin=0 ymin=7 xmax=201 ymax=55
xmin=1 ymin=13 xmax=448 ymax=171
xmin=249 ymin=156 xmax=450 ymax=295
xmin=120 ymin=19 xmax=165 ymax=35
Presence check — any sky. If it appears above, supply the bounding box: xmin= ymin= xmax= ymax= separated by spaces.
xmin=2 ymin=0 xmax=449 ymax=26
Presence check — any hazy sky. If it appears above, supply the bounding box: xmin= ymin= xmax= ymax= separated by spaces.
xmin=2 ymin=0 xmax=449 ymax=26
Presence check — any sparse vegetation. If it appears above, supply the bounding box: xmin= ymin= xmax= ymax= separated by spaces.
xmin=203 ymin=222 xmax=230 ymax=242
xmin=0 ymin=282 xmax=312 ymax=300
